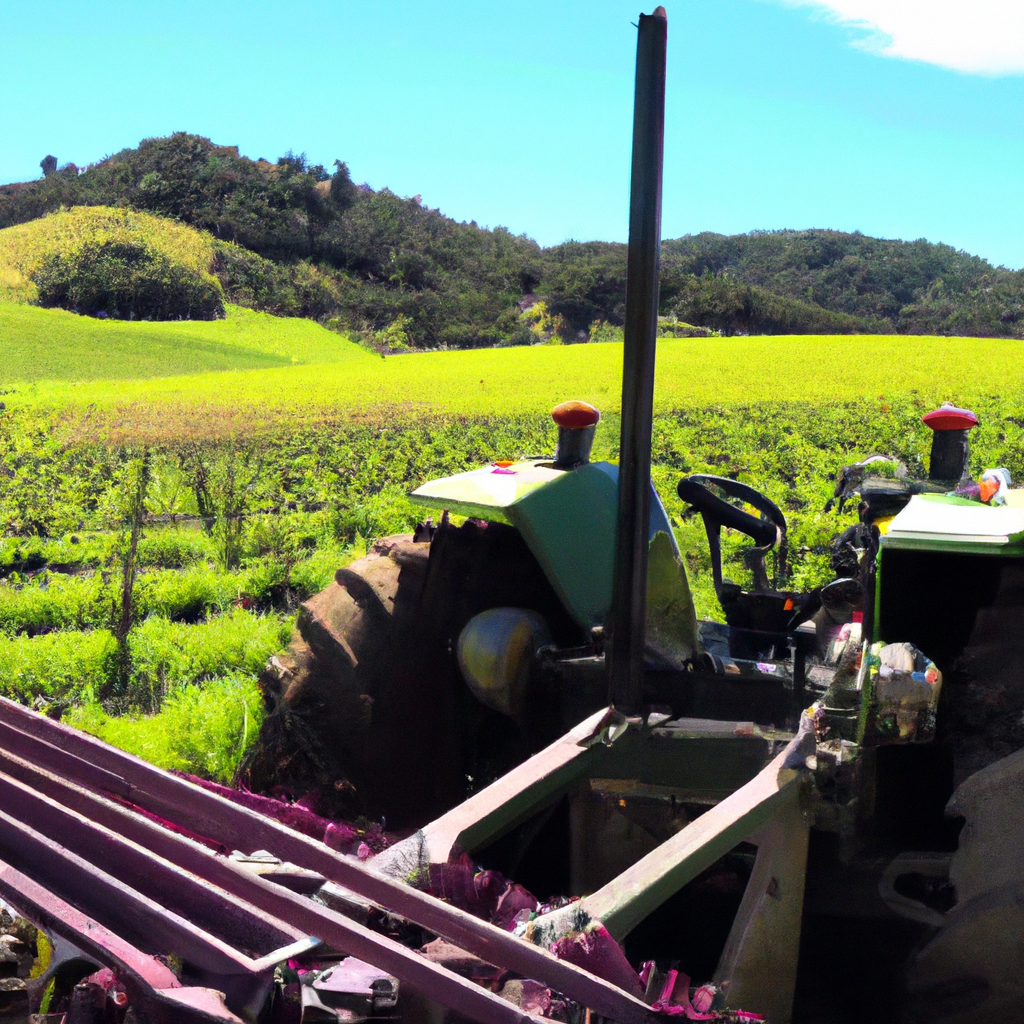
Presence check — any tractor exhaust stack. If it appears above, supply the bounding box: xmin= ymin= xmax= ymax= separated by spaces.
xmin=607 ymin=6 xmax=668 ymax=714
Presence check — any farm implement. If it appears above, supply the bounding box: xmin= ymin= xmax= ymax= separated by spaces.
xmin=2 ymin=7 xmax=1024 ymax=1024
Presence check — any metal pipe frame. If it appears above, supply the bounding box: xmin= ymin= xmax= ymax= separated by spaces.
xmin=0 ymin=696 xmax=806 ymax=1021
xmin=0 ymin=758 xmax=546 ymax=1024
xmin=0 ymin=698 xmax=661 ymax=1024
xmin=0 ymin=861 xmax=248 ymax=1024
xmin=380 ymin=718 xmax=809 ymax=1023
xmin=0 ymin=762 xmax=312 ymax=971
xmin=608 ymin=6 xmax=668 ymax=713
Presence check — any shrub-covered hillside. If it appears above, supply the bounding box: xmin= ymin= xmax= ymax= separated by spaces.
xmin=1 ymin=137 xmax=541 ymax=346
xmin=3 ymin=134 xmax=1022 ymax=343
xmin=0 ymin=206 xmax=224 ymax=320
xmin=544 ymin=240 xmax=871 ymax=338
xmin=662 ymin=230 xmax=1024 ymax=338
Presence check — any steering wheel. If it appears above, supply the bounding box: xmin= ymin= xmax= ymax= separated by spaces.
xmin=677 ymin=474 xmax=788 ymax=594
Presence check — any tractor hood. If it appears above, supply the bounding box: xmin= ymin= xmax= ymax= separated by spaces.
xmin=409 ymin=458 xmax=680 ymax=631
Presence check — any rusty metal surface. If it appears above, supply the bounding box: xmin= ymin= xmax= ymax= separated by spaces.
xmin=0 ymin=860 xmax=245 ymax=1024
xmin=0 ymin=698 xmax=660 ymax=1024
xmin=0 ymin=738 xmax=549 ymax=1023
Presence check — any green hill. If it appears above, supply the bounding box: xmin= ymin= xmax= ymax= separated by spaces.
xmin=661 ymin=230 xmax=1024 ymax=338
xmin=3 ymin=134 xmax=1022 ymax=342
xmin=0 ymin=137 xmax=540 ymax=347
xmin=0 ymin=302 xmax=370 ymax=385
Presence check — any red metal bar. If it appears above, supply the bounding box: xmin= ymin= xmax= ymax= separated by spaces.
xmin=0 ymin=769 xmax=552 ymax=1024
xmin=0 ymin=766 xmax=314 ymax=972
xmin=0 ymin=802 xmax=265 ymax=977
xmin=0 ymin=859 xmax=247 ymax=1024
xmin=0 ymin=699 xmax=658 ymax=1024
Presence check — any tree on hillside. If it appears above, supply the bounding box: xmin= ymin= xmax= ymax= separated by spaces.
xmin=330 ymin=161 xmax=357 ymax=212
xmin=39 ymin=155 xmax=57 ymax=178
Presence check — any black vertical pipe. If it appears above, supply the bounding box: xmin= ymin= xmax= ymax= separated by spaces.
xmin=607 ymin=7 xmax=667 ymax=712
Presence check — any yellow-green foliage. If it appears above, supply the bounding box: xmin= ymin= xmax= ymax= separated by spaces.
xmin=519 ymin=300 xmax=564 ymax=344
xmin=14 ymin=331 xmax=1024 ymax=443
xmin=0 ymin=206 xmax=225 ymax=319
xmin=67 ymin=674 xmax=264 ymax=784
xmin=0 ymin=629 xmax=118 ymax=702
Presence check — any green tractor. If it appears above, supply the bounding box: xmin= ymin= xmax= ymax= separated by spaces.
xmin=243 ymin=391 xmax=1024 ymax=1023
xmin=241 ymin=10 xmax=1024 ymax=1021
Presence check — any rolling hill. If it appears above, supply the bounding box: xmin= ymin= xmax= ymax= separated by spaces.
xmin=3 ymin=134 xmax=1022 ymax=343
xmin=0 ymin=302 xmax=369 ymax=386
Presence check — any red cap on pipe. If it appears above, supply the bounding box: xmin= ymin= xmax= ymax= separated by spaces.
xmin=552 ymin=401 xmax=601 ymax=429
xmin=923 ymin=404 xmax=978 ymax=431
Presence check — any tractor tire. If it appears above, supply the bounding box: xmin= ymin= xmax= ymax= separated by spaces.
xmin=239 ymin=517 xmax=587 ymax=830
xmin=904 ymin=746 xmax=1024 ymax=1023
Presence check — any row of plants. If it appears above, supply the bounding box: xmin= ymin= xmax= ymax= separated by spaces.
xmin=0 ymin=423 xmax=381 ymax=781
xmin=0 ymin=609 xmax=288 ymax=709
xmin=0 ymin=543 xmax=351 ymax=635
xmin=0 ymin=609 xmax=287 ymax=783
xmin=4 ymin=394 xmax=1023 ymax=781
xmin=9 ymin=395 xmax=1024 ymax=616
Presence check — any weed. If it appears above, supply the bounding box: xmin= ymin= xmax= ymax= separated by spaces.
xmin=124 ymin=608 xmax=291 ymax=711
xmin=137 ymin=528 xmax=215 ymax=568
xmin=0 ymin=628 xmax=118 ymax=705
xmin=67 ymin=672 xmax=264 ymax=783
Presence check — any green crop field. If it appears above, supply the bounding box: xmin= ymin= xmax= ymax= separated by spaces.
xmin=4 ymin=301 xmax=1024 ymax=785
xmin=5 ymin=320 xmax=1023 ymax=414
xmin=3 ymin=302 xmax=1021 ymax=434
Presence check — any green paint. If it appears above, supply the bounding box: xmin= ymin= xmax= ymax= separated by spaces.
xmin=411 ymin=460 xmax=679 ymax=628
xmin=645 ymin=530 xmax=700 ymax=666
xmin=506 ymin=463 xmax=619 ymax=628
xmin=408 ymin=459 xmax=563 ymax=526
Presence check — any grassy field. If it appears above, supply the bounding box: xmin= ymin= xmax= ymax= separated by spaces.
xmin=3 ymin=304 xmax=1021 ymax=435
xmin=0 ymin=302 xmax=370 ymax=386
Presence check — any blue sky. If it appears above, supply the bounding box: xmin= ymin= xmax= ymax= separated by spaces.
xmin=2 ymin=1 xmax=1022 ymax=267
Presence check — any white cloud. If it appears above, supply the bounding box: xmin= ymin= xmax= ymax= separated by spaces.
xmin=784 ymin=1 xmax=1024 ymax=75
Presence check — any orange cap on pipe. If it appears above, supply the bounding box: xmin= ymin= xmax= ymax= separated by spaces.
xmin=551 ymin=401 xmax=601 ymax=429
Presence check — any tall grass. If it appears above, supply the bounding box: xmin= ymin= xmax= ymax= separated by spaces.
xmin=0 ymin=608 xmax=290 ymax=708
xmin=0 ymin=629 xmax=118 ymax=703
xmin=127 ymin=607 xmax=291 ymax=701
xmin=67 ymin=673 xmax=263 ymax=784
xmin=0 ymin=541 xmax=359 ymax=636
xmin=0 ymin=572 xmax=109 ymax=635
